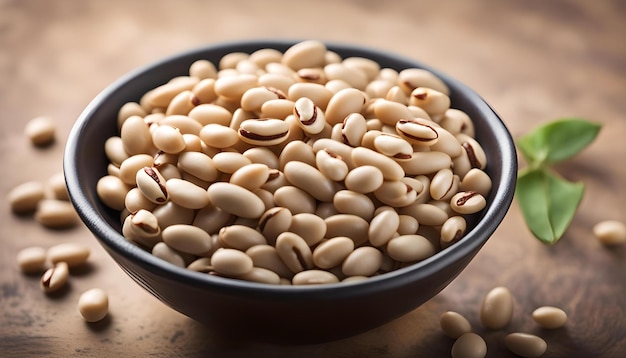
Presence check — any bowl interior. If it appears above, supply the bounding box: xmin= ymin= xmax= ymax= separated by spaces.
xmin=64 ymin=40 xmax=517 ymax=339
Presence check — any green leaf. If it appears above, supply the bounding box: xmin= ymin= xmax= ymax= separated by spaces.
xmin=516 ymin=168 xmax=585 ymax=244
xmin=516 ymin=169 xmax=554 ymax=242
xmin=517 ymin=129 xmax=547 ymax=165
xmin=517 ymin=118 xmax=601 ymax=166
xmin=545 ymin=170 xmax=585 ymax=240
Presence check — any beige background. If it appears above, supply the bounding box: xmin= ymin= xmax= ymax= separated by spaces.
xmin=1 ymin=0 xmax=625 ymax=357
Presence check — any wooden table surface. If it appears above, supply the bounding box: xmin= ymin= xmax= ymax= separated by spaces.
xmin=1 ymin=0 xmax=625 ymax=357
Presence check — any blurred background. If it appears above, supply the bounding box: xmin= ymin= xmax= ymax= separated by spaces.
xmin=1 ymin=0 xmax=625 ymax=357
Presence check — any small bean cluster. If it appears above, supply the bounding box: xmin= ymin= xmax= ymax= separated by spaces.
xmin=8 ymin=172 xmax=78 ymax=229
xmin=443 ymin=286 xmax=568 ymax=358
xmin=98 ymin=40 xmax=495 ymax=285
xmin=10 ymin=117 xmax=108 ymax=323
xmin=17 ymin=243 xmax=108 ymax=322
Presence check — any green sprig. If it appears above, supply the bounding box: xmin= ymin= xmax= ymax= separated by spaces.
xmin=515 ymin=118 xmax=601 ymax=244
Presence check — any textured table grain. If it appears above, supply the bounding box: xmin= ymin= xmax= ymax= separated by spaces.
xmin=1 ymin=0 xmax=625 ymax=357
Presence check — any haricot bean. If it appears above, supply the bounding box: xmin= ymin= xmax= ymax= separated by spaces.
xmin=95 ymin=40 xmax=493 ymax=285
xmin=78 ymin=288 xmax=109 ymax=322
xmin=25 ymin=116 xmax=56 ymax=146
xmin=480 ymin=286 xmax=514 ymax=329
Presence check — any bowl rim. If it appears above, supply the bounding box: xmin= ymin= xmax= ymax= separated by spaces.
xmin=64 ymin=39 xmax=517 ymax=298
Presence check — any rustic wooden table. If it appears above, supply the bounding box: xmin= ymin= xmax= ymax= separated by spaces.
xmin=1 ymin=0 xmax=625 ymax=357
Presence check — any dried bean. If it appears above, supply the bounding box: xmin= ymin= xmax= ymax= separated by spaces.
xmin=211 ymin=248 xmax=253 ymax=276
xmin=386 ymin=234 xmax=436 ymax=262
xmin=504 ymin=333 xmax=547 ymax=358
xmin=480 ymin=286 xmax=514 ymax=329
xmin=25 ymin=116 xmax=56 ymax=146
xmin=450 ymin=191 xmax=486 ymax=215
xmin=152 ymin=201 xmax=195 ymax=229
xmin=261 ymin=99 xmax=296 ymax=119
xmin=78 ymin=288 xmax=109 ymax=322
xmin=292 ymin=270 xmax=339 ymax=285
xmin=40 ymin=262 xmax=69 ymax=293
xmin=120 ymin=116 xmax=153 ymax=155
xmin=325 ymin=63 xmax=368 ymax=90
xmin=218 ymin=225 xmax=267 ymax=251
xmin=459 ymin=168 xmax=492 ymax=197
xmin=324 ymin=214 xmax=369 ymax=247
xmin=440 ymin=311 xmax=472 ymax=339
xmin=47 ymin=243 xmax=90 ymax=268
xmin=399 ymin=151 xmax=452 ymax=176
xmin=237 ymin=267 xmax=281 ymax=284
xmin=282 ymin=40 xmax=327 ymax=71
xmin=199 ymin=123 xmax=239 ymax=149
xmin=532 ymin=306 xmax=567 ymax=329
xmin=430 ymin=168 xmax=457 ymax=201
xmin=283 ymin=161 xmax=336 ymax=202
xmin=279 ymin=140 xmax=316 ymax=170
xmin=242 ymin=147 xmax=280 ymax=169
xmin=166 ymin=178 xmax=210 ymax=209
xmin=187 ymin=257 xmax=214 ymax=273
xmin=593 ymin=220 xmax=626 ymax=245
xmin=212 ymin=152 xmax=252 ymax=174
xmin=118 ymin=102 xmax=146 ymax=128
xmin=369 ymin=209 xmax=400 ymax=247
xmin=400 ymin=202 xmax=448 ymax=226
xmin=398 ymin=68 xmax=449 ymax=96
xmin=451 ymin=333 xmax=487 ymax=358
xmin=273 ymin=185 xmax=317 ymax=214
xmin=275 ymin=232 xmax=314 ymax=273
xmin=141 ymin=76 xmax=198 ymax=110
xmin=341 ymin=246 xmax=383 ymax=277
xmin=207 ymin=182 xmax=265 ymax=219
xmin=344 ymin=165 xmax=384 ymax=193
xmin=214 ymin=73 xmax=257 ymax=101
xmin=258 ymin=73 xmax=296 ymax=94
xmin=165 ymin=91 xmax=196 ymax=116
xmin=293 ymin=97 xmax=326 ymax=135
xmin=35 ymin=199 xmax=78 ymax=229
xmin=409 ymin=87 xmax=450 ymax=116
xmin=241 ymin=86 xmax=283 ymax=112
xmin=351 ymin=147 xmax=404 ymax=181
xmin=104 ymin=136 xmax=129 ymax=167
xmin=246 ymin=245 xmax=293 ymax=279
xmin=440 ymin=216 xmax=467 ymax=249
xmin=325 ymin=88 xmax=367 ymax=125
xmin=430 ymin=126 xmax=462 ymax=158
xmin=8 ymin=181 xmax=45 ymax=214
xmin=395 ymin=118 xmax=439 ymax=146
xmin=136 ymin=167 xmax=168 ymax=204
xmin=119 ymin=154 xmax=154 ymax=185
xmin=312 ymin=237 xmax=354 ymax=269
xmin=188 ymin=103 xmax=232 ymax=126
xmin=238 ymin=118 xmax=290 ymax=146
xmin=296 ymin=67 xmax=327 ymax=84
xmin=189 ymin=59 xmax=217 ymax=79
xmin=397 ymin=214 xmax=419 ymax=235
xmin=162 ymin=224 xmax=215 ymax=255
xmin=17 ymin=246 xmax=47 ymax=274
xmin=288 ymin=82 xmax=333 ymax=110
xmin=193 ymin=205 xmax=234 ymax=235
xmin=288 ymin=213 xmax=327 ymax=247
xmin=333 ymin=190 xmax=375 ymax=221
xmin=311 ymin=138 xmax=356 ymax=169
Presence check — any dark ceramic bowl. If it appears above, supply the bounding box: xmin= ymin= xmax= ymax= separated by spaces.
xmin=64 ymin=40 xmax=517 ymax=344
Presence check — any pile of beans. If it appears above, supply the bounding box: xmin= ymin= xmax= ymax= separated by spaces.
xmin=442 ymin=286 xmax=568 ymax=358
xmin=97 ymin=39 xmax=494 ymax=285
